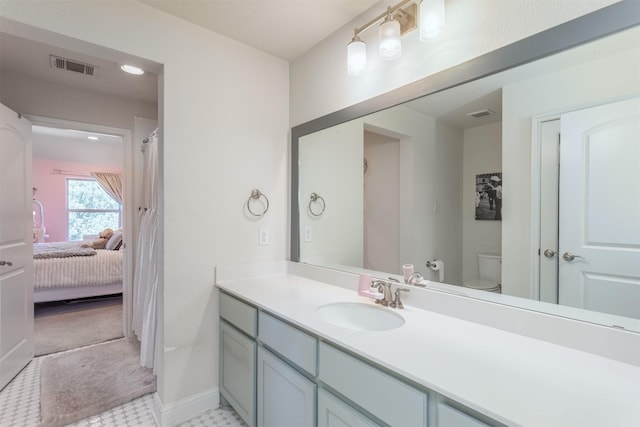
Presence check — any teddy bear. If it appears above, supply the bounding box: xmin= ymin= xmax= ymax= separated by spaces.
xmin=81 ymin=228 xmax=114 ymax=249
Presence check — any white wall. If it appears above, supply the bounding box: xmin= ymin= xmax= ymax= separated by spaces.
xmin=364 ymin=131 xmax=400 ymax=273
xmin=502 ymin=45 xmax=640 ymax=299
xmin=0 ymin=0 xmax=289 ymax=414
xmin=299 ymin=121 xmax=364 ymax=267
xmin=462 ymin=122 xmax=502 ymax=283
xmin=290 ymin=0 xmax=619 ymax=126
xmin=299 ymin=103 xmax=463 ymax=282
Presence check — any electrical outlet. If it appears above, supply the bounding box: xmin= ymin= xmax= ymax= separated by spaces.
xmin=304 ymin=226 xmax=313 ymax=243
xmin=259 ymin=227 xmax=270 ymax=246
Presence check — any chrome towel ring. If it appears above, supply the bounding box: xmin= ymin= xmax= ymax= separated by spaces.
xmin=247 ymin=189 xmax=269 ymax=217
xmin=309 ymin=192 xmax=326 ymax=217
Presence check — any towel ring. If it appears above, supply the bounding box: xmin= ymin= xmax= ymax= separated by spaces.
xmin=309 ymin=192 xmax=326 ymax=217
xmin=247 ymin=189 xmax=269 ymax=217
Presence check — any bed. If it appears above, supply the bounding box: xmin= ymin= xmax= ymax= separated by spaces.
xmin=33 ymin=241 xmax=123 ymax=303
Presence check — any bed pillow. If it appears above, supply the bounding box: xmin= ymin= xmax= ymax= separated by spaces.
xmin=105 ymin=230 xmax=123 ymax=250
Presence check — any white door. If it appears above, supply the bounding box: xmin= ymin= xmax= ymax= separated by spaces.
xmin=559 ymin=97 xmax=640 ymax=319
xmin=0 ymin=103 xmax=34 ymax=390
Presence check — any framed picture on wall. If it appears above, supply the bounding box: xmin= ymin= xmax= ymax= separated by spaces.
xmin=475 ymin=172 xmax=502 ymax=221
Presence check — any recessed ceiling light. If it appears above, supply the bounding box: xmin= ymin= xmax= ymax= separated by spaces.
xmin=120 ymin=64 xmax=144 ymax=75
xmin=87 ymin=136 xmax=99 ymax=140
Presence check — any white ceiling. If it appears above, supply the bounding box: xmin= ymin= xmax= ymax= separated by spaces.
xmin=0 ymin=32 xmax=159 ymax=104
xmin=138 ymin=0 xmax=380 ymax=60
xmin=0 ymin=0 xmax=380 ymax=164
xmin=2 ymin=2 xmax=637 ymax=161
xmin=31 ymin=126 xmax=123 ymax=168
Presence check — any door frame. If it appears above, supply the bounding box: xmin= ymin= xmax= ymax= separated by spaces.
xmin=531 ymin=112 xmax=562 ymax=301
xmin=26 ymin=114 xmax=134 ymax=337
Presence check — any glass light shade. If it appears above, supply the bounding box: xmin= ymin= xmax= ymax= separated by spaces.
xmin=347 ymin=38 xmax=367 ymax=76
xmin=419 ymin=0 xmax=445 ymax=41
xmin=379 ymin=18 xmax=401 ymax=60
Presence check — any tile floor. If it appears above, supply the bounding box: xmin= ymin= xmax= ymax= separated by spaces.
xmin=0 ymin=355 xmax=246 ymax=427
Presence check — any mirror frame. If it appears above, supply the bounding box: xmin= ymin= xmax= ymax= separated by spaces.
xmin=290 ymin=1 xmax=640 ymax=318
xmin=291 ymin=0 xmax=639 ymax=258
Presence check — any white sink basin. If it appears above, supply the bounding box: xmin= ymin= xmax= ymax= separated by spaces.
xmin=315 ymin=302 xmax=404 ymax=332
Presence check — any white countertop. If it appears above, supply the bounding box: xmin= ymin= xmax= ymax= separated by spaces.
xmin=216 ymin=270 xmax=640 ymax=427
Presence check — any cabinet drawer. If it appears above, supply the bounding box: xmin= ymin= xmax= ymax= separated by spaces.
xmin=318 ymin=388 xmax=379 ymax=427
xmin=437 ymin=403 xmax=491 ymax=427
xmin=220 ymin=292 xmax=257 ymax=337
xmin=259 ymin=311 xmax=317 ymax=375
xmin=319 ymin=342 xmax=427 ymax=427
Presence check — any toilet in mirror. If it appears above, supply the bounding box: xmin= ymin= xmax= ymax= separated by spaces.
xmin=463 ymin=254 xmax=501 ymax=293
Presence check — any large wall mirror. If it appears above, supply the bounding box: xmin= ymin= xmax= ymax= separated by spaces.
xmin=291 ymin=2 xmax=640 ymax=332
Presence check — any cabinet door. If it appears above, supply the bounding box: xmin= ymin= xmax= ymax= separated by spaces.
xmin=220 ymin=321 xmax=256 ymax=427
xmin=318 ymin=389 xmax=379 ymax=427
xmin=257 ymin=346 xmax=316 ymax=427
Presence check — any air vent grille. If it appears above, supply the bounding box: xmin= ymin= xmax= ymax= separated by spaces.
xmin=49 ymin=55 xmax=98 ymax=76
xmin=466 ymin=109 xmax=495 ymax=118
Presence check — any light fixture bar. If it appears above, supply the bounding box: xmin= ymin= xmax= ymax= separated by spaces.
xmin=353 ymin=0 xmax=414 ymax=37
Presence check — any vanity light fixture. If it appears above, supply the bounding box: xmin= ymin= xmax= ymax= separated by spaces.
xmin=347 ymin=34 xmax=367 ymax=76
xmin=379 ymin=8 xmax=402 ymax=60
xmin=120 ymin=64 xmax=144 ymax=75
xmin=346 ymin=0 xmax=445 ymax=75
xmin=419 ymin=0 xmax=445 ymax=41
xmin=87 ymin=136 xmax=99 ymax=140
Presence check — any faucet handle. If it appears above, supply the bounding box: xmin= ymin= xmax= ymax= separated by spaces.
xmin=390 ymin=288 xmax=410 ymax=309
xmin=405 ymin=272 xmax=424 ymax=286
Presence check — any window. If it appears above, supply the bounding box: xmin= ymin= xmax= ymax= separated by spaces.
xmin=67 ymin=178 xmax=121 ymax=241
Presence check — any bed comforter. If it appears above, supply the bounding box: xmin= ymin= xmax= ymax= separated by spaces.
xmin=34 ymin=247 xmax=122 ymax=289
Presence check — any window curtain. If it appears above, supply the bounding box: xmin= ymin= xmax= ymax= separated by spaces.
xmin=132 ymin=130 xmax=159 ymax=373
xmin=91 ymin=172 xmax=123 ymax=205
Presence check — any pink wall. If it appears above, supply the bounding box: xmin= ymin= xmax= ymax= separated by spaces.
xmin=33 ymin=159 xmax=121 ymax=242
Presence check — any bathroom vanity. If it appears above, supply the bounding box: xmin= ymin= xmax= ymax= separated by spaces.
xmin=216 ymin=262 xmax=640 ymax=427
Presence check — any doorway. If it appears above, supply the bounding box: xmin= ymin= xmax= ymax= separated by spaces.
xmin=0 ymin=28 xmax=161 ymax=391
xmin=363 ymin=130 xmax=401 ymax=273
xmin=535 ymin=98 xmax=640 ymax=320
xmin=29 ymin=118 xmax=128 ymax=354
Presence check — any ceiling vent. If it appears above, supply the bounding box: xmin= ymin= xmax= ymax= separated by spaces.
xmin=49 ymin=55 xmax=98 ymax=77
xmin=466 ymin=108 xmax=495 ymax=119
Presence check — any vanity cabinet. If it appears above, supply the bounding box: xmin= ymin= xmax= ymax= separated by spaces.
xmin=257 ymin=346 xmax=316 ymax=427
xmin=257 ymin=311 xmax=317 ymax=427
xmin=317 ymin=389 xmax=379 ymax=427
xmin=436 ymin=402 xmax=491 ymax=427
xmin=219 ymin=290 xmax=501 ymax=427
xmin=258 ymin=311 xmax=317 ymax=375
xmin=319 ymin=342 xmax=427 ymax=427
xmin=220 ymin=322 xmax=256 ymax=426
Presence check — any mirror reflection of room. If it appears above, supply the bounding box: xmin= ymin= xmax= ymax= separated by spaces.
xmin=297 ymin=25 xmax=640 ymax=325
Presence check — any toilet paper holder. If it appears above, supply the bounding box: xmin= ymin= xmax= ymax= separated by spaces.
xmin=426 ymin=259 xmax=445 ymax=282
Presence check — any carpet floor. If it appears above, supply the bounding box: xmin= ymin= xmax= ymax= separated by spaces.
xmin=39 ymin=337 xmax=157 ymax=427
xmin=34 ymin=296 xmax=123 ymax=356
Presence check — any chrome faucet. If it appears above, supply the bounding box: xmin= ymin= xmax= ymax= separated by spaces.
xmin=373 ymin=280 xmax=393 ymax=306
xmin=373 ymin=280 xmax=410 ymax=309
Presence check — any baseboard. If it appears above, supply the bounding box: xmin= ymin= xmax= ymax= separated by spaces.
xmin=151 ymin=387 xmax=219 ymax=426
